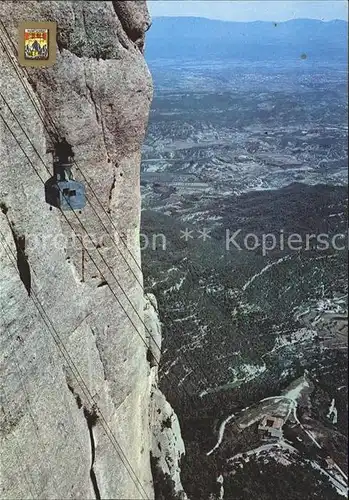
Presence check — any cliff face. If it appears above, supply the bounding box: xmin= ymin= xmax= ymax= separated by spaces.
xmin=145 ymin=294 xmax=188 ymax=500
xmin=0 ymin=2 xmax=184 ymax=499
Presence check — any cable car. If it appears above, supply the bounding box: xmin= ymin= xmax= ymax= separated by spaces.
xmin=45 ymin=140 xmax=86 ymax=210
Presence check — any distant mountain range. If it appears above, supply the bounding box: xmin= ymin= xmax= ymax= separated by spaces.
xmin=145 ymin=17 xmax=348 ymax=62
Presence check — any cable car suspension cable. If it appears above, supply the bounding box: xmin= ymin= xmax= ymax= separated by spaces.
xmin=0 ymin=232 xmax=150 ymax=500
xmin=0 ymin=105 xmax=196 ymax=404
xmin=0 ymin=23 xmax=213 ymax=394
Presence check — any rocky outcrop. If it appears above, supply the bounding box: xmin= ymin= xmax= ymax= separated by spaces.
xmin=144 ymin=293 xmax=162 ymax=367
xmin=0 ymin=2 xmax=178 ymax=499
xmin=144 ymin=295 xmax=188 ymax=500
xmin=112 ymin=1 xmax=151 ymax=52
xmin=150 ymin=389 xmax=188 ymax=500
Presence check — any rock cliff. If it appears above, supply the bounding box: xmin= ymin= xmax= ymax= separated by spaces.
xmin=145 ymin=294 xmax=188 ymax=500
xmin=0 ymin=2 xmax=185 ymax=499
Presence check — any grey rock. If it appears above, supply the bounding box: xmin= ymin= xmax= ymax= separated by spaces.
xmin=0 ymin=2 xmax=171 ymax=499
xmin=112 ymin=1 xmax=152 ymax=52
xmin=145 ymin=295 xmax=188 ymax=499
xmin=150 ymin=388 xmax=188 ymax=500
xmin=144 ymin=293 xmax=162 ymax=366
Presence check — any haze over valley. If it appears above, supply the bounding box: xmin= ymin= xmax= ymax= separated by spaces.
xmin=141 ymin=16 xmax=348 ymax=500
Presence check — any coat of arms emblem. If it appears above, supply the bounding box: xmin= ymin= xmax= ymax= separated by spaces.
xmin=18 ymin=21 xmax=56 ymax=67
xmin=24 ymin=28 xmax=49 ymax=60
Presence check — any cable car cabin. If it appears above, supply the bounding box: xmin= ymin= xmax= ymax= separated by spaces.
xmin=45 ymin=156 xmax=86 ymax=211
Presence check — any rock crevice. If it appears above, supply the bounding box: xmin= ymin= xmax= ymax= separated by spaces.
xmin=83 ymin=406 xmax=101 ymax=500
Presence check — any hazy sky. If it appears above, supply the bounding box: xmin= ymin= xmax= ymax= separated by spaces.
xmin=147 ymin=1 xmax=348 ymax=22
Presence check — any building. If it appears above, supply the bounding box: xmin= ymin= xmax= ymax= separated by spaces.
xmin=325 ymin=457 xmax=336 ymax=470
xmin=258 ymin=415 xmax=284 ymax=440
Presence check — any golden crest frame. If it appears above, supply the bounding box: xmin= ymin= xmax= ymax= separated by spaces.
xmin=18 ymin=21 xmax=56 ymax=67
